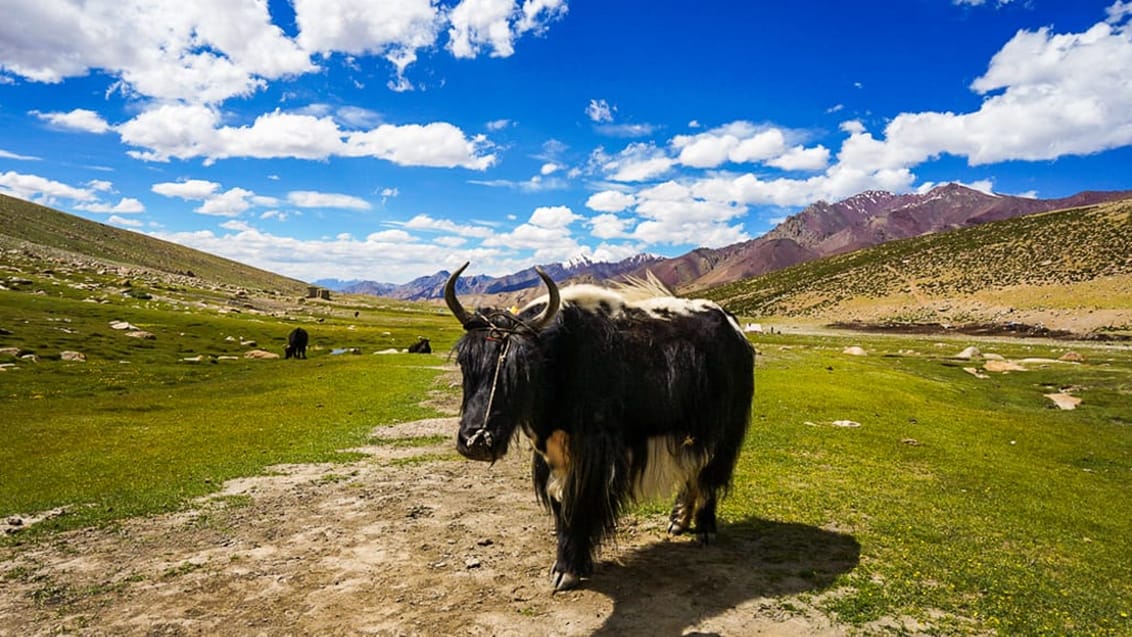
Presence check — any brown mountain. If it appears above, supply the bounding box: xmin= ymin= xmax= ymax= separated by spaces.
xmin=647 ymin=184 xmax=1132 ymax=293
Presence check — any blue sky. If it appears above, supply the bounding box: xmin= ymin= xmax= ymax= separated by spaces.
xmin=2 ymin=0 xmax=1131 ymax=284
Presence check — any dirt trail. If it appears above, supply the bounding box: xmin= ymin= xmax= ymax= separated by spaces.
xmin=1 ymin=416 xmax=860 ymax=636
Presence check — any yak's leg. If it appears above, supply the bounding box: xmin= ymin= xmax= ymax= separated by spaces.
xmin=668 ymin=482 xmax=699 ymax=535
xmin=548 ymin=498 xmax=594 ymax=591
xmin=535 ymin=430 xmax=592 ymax=592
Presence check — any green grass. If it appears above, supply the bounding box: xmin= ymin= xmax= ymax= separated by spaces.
xmin=724 ymin=332 xmax=1132 ymax=635
xmin=4 ymin=250 xmax=1132 ymax=634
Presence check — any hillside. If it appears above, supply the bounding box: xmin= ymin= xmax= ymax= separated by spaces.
xmin=0 ymin=194 xmax=309 ymax=296
xmin=657 ymin=184 xmax=1132 ymax=293
xmin=702 ymin=198 xmax=1132 ymax=336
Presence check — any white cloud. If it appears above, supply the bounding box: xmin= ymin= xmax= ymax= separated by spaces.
xmin=540 ymin=162 xmax=560 ymax=175
xmin=287 ymin=191 xmax=371 ymax=210
xmin=152 ymin=179 xmax=221 ymax=200
xmin=528 ymin=205 xmax=579 ymax=228
xmin=448 ymin=0 xmax=567 ymax=59
xmin=586 ymin=99 xmax=615 ymax=123
xmin=345 ymin=123 xmax=498 ymax=169
xmin=75 ymin=198 xmax=145 ymax=214
xmin=401 ymin=214 xmax=494 ymax=238
xmin=587 ymin=213 xmax=631 ymax=239
xmin=599 ymin=143 xmax=675 ymax=182
xmin=197 ymin=187 xmax=255 ymax=217
xmin=843 ymin=17 xmax=1132 ymax=168
xmin=0 ymin=0 xmax=313 ymax=103
xmin=32 ymin=108 xmax=111 ymax=133
xmin=117 ymin=104 xmax=496 ymax=168
xmin=366 ymin=229 xmax=415 ymax=242
xmin=0 ymin=148 xmax=39 ymax=160
xmin=0 ymin=170 xmax=98 ymax=203
xmin=486 ymin=118 xmax=513 ymax=131
xmin=585 ymin=190 xmax=635 ymax=213
xmin=671 ymin=122 xmax=788 ymax=168
xmin=767 ymin=145 xmax=831 ymax=171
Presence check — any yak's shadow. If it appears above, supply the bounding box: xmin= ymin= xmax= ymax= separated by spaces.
xmin=586 ymin=517 xmax=860 ymax=636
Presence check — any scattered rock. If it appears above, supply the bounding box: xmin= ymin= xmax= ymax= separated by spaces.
xmin=181 ymin=355 xmax=204 ymax=363
xmin=0 ymin=347 xmax=28 ymax=357
xmin=244 ymin=349 xmax=280 ymax=360
xmin=60 ymin=351 xmax=86 ymax=362
xmin=109 ymin=320 xmax=138 ymax=330
xmin=842 ymin=346 xmax=867 ymax=356
xmin=984 ymin=353 xmax=1005 ymax=361
xmin=985 ymin=360 xmax=1027 ymax=373
xmin=240 ymin=340 xmax=257 ymax=347
xmin=1058 ymin=351 xmax=1085 ymax=362
xmin=1045 ymin=393 xmax=1082 ymax=410
xmin=901 ymin=438 xmax=921 ymax=446
xmin=832 ymin=420 xmax=861 ymax=428
xmin=962 ymin=367 xmax=989 ymax=379
xmin=955 ymin=346 xmax=981 ymax=360
xmin=125 ymin=330 xmax=156 ymax=339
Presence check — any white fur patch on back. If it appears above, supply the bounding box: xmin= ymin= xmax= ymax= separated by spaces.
xmin=522 ymin=284 xmax=739 ymax=331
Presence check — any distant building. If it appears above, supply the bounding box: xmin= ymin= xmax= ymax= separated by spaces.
xmin=306 ymin=286 xmax=331 ymax=300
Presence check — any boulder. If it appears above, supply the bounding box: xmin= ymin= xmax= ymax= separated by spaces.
xmin=955 ymin=346 xmax=981 ymax=360
xmin=1058 ymin=351 xmax=1085 ymax=362
xmin=125 ymin=331 xmax=156 ymax=340
xmin=244 ymin=349 xmax=280 ymax=360
xmin=60 ymin=351 xmax=86 ymax=362
xmin=842 ymin=346 xmax=867 ymax=356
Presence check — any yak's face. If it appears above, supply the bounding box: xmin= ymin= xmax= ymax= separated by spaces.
xmin=444 ymin=261 xmax=560 ymax=463
xmin=453 ymin=314 xmax=543 ymax=462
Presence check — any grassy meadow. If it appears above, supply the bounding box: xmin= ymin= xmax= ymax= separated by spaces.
xmin=3 ymin=256 xmax=1131 ymax=634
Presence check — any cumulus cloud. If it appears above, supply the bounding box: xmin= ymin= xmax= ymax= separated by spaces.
xmin=0 ymin=0 xmax=313 ymax=103
xmin=0 ymin=170 xmax=98 ymax=203
xmin=117 ymin=104 xmax=496 ymax=169
xmin=844 ymin=16 xmax=1132 ymax=167
xmin=32 ymin=109 xmax=111 ymax=134
xmin=287 ymin=191 xmax=372 ymax=210
xmin=586 ymin=99 xmax=615 ymax=123
xmin=75 ymin=198 xmax=145 ymax=214
xmin=152 ymin=179 xmax=221 ymax=200
xmin=448 ymin=0 xmax=568 ymax=59
xmin=598 ymin=143 xmax=675 ymax=182
xmin=585 ymin=190 xmax=636 ymax=213
xmin=401 ymin=214 xmax=494 ymax=238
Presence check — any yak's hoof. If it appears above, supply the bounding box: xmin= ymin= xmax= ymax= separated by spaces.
xmin=697 ymin=531 xmax=717 ymax=546
xmin=550 ymin=568 xmax=581 ymax=592
xmin=667 ymin=520 xmax=689 ymax=535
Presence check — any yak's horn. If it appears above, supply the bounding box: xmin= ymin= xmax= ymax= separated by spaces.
xmin=529 ymin=267 xmax=560 ymax=331
xmin=444 ymin=262 xmax=474 ymax=326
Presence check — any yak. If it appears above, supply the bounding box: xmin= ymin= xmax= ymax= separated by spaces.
xmin=284 ymin=327 xmax=308 ymax=359
xmin=408 ymin=336 xmax=432 ymax=354
xmin=444 ymin=262 xmax=755 ymax=591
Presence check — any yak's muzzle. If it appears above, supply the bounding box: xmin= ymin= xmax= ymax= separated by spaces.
xmin=457 ymin=428 xmax=498 ymax=462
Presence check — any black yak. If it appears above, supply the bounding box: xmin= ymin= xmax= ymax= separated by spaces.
xmin=408 ymin=336 xmax=431 ymax=353
xmin=444 ymin=262 xmax=755 ymax=591
xmin=284 ymin=327 xmax=308 ymax=359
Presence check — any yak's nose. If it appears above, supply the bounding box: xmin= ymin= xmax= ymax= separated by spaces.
xmin=457 ymin=428 xmax=496 ymax=462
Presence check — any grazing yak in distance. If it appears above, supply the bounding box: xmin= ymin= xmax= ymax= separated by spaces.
xmin=444 ymin=262 xmax=755 ymax=591
xmin=284 ymin=327 xmax=308 ymax=359
xmin=407 ymin=336 xmax=432 ymax=354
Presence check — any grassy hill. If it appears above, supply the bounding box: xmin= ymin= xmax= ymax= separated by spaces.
xmin=704 ymin=198 xmax=1132 ymax=337
xmin=0 ymin=194 xmax=309 ymax=296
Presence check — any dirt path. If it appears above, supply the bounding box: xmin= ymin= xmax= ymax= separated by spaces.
xmin=1 ymin=416 xmax=860 ymax=636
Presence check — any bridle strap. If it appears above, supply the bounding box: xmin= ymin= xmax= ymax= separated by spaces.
xmin=481 ymin=334 xmax=511 ymax=432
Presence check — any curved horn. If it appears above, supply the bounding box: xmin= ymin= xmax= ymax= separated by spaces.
xmin=529 ymin=267 xmax=560 ymax=331
xmin=444 ymin=261 xmax=474 ymax=325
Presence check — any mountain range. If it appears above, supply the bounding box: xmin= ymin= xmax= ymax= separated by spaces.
xmin=321 ymin=183 xmax=1132 ymax=300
